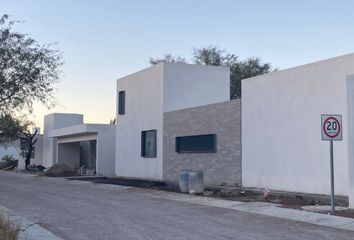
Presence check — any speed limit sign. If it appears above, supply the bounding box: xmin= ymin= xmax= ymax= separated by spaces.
xmin=321 ymin=114 xmax=342 ymax=213
xmin=321 ymin=114 xmax=342 ymax=141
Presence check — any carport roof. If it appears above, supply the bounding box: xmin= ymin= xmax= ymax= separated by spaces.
xmin=48 ymin=124 xmax=115 ymax=138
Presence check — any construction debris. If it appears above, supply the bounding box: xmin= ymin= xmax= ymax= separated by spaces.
xmin=40 ymin=164 xmax=79 ymax=177
xmin=79 ymin=165 xmax=95 ymax=176
xmin=26 ymin=164 xmax=46 ymax=173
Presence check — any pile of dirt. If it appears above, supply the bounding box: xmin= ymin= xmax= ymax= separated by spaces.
xmin=0 ymin=160 xmax=18 ymax=170
xmin=40 ymin=164 xmax=79 ymax=177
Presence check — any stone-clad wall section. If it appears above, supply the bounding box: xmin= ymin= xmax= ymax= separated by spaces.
xmin=163 ymin=100 xmax=241 ymax=186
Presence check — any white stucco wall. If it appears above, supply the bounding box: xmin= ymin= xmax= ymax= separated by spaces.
xmin=116 ymin=64 xmax=164 ymax=180
xmin=96 ymin=126 xmax=116 ymax=176
xmin=242 ymin=53 xmax=354 ymax=199
xmin=31 ymin=135 xmax=44 ymax=167
xmin=57 ymin=142 xmax=81 ymax=170
xmin=43 ymin=113 xmax=83 ymax=167
xmin=346 ymin=75 xmax=354 ymax=207
xmin=163 ymin=63 xmax=230 ymax=112
xmin=0 ymin=142 xmax=21 ymax=162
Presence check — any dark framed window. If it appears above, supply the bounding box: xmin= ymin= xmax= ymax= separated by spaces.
xmin=175 ymin=134 xmax=216 ymax=153
xmin=118 ymin=91 xmax=125 ymax=115
xmin=141 ymin=130 xmax=157 ymax=158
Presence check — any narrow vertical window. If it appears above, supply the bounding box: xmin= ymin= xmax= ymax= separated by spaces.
xmin=118 ymin=91 xmax=125 ymax=115
xmin=141 ymin=130 xmax=157 ymax=158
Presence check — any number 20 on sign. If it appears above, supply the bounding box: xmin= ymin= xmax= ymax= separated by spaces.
xmin=321 ymin=115 xmax=342 ymax=141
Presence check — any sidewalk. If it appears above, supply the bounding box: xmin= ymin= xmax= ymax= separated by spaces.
xmin=0 ymin=205 xmax=63 ymax=240
xmin=146 ymin=189 xmax=354 ymax=232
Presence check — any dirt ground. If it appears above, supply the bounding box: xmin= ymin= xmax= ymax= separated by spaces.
xmin=65 ymin=176 xmax=354 ymax=219
xmin=322 ymin=209 xmax=354 ymax=218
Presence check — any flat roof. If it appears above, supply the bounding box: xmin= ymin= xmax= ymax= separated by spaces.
xmin=48 ymin=124 xmax=115 ymax=138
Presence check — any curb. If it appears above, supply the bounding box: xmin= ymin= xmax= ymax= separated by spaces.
xmin=146 ymin=190 xmax=354 ymax=232
xmin=0 ymin=205 xmax=63 ymax=240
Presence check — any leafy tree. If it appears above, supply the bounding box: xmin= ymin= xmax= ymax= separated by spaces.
xmin=149 ymin=54 xmax=186 ymax=65
xmin=229 ymin=57 xmax=273 ymax=99
xmin=0 ymin=14 xmax=62 ymax=115
xmin=150 ymin=45 xmax=275 ymax=99
xmin=192 ymin=46 xmax=233 ymax=66
xmin=0 ymin=114 xmax=19 ymax=143
xmin=0 ymin=14 xmax=62 ymax=166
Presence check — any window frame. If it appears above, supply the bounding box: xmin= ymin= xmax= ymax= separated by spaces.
xmin=118 ymin=90 xmax=125 ymax=115
xmin=175 ymin=134 xmax=217 ymax=153
xmin=141 ymin=130 xmax=157 ymax=158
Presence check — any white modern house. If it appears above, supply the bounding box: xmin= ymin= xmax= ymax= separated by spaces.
xmin=43 ymin=113 xmax=116 ymax=176
xmin=116 ymin=62 xmax=242 ymax=185
xmin=43 ymin=113 xmax=84 ymax=167
xmin=242 ymin=53 xmax=354 ymax=208
xmin=1 ymin=113 xmax=115 ymax=175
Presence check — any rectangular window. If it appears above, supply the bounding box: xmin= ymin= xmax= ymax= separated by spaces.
xmin=141 ymin=130 xmax=157 ymax=158
xmin=118 ymin=91 xmax=125 ymax=115
xmin=175 ymin=134 xmax=216 ymax=153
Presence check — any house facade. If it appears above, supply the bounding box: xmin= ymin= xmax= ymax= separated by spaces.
xmin=116 ymin=62 xmax=242 ymax=185
xmin=43 ymin=113 xmax=116 ymax=176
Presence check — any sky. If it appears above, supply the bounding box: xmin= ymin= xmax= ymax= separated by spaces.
xmin=2 ymin=0 xmax=354 ymax=129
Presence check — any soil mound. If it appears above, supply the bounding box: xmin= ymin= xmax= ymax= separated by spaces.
xmin=41 ymin=164 xmax=79 ymax=177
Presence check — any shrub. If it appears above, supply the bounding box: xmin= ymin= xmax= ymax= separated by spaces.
xmin=0 ymin=213 xmax=20 ymax=240
xmin=1 ymin=155 xmax=16 ymax=162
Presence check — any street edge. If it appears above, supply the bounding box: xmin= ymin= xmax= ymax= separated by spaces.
xmin=0 ymin=205 xmax=63 ymax=240
xmin=144 ymin=189 xmax=354 ymax=232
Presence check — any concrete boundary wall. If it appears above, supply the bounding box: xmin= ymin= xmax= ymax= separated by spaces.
xmin=242 ymin=53 xmax=354 ymax=202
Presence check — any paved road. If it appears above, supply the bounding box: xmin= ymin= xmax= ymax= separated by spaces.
xmin=0 ymin=171 xmax=353 ymax=240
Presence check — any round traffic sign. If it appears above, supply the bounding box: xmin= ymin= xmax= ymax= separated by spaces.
xmin=323 ymin=116 xmax=341 ymax=138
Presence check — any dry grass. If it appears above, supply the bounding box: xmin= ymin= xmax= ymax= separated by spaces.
xmin=0 ymin=213 xmax=20 ymax=240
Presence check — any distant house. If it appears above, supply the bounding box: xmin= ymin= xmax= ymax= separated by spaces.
xmin=0 ymin=132 xmax=44 ymax=169
xmin=43 ymin=113 xmax=115 ymax=176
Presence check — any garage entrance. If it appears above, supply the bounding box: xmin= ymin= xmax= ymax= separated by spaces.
xmin=57 ymin=136 xmax=98 ymax=175
xmin=49 ymin=124 xmax=116 ymax=176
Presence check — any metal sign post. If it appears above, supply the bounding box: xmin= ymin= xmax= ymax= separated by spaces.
xmin=329 ymin=140 xmax=335 ymax=213
xmin=321 ymin=114 xmax=342 ymax=213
